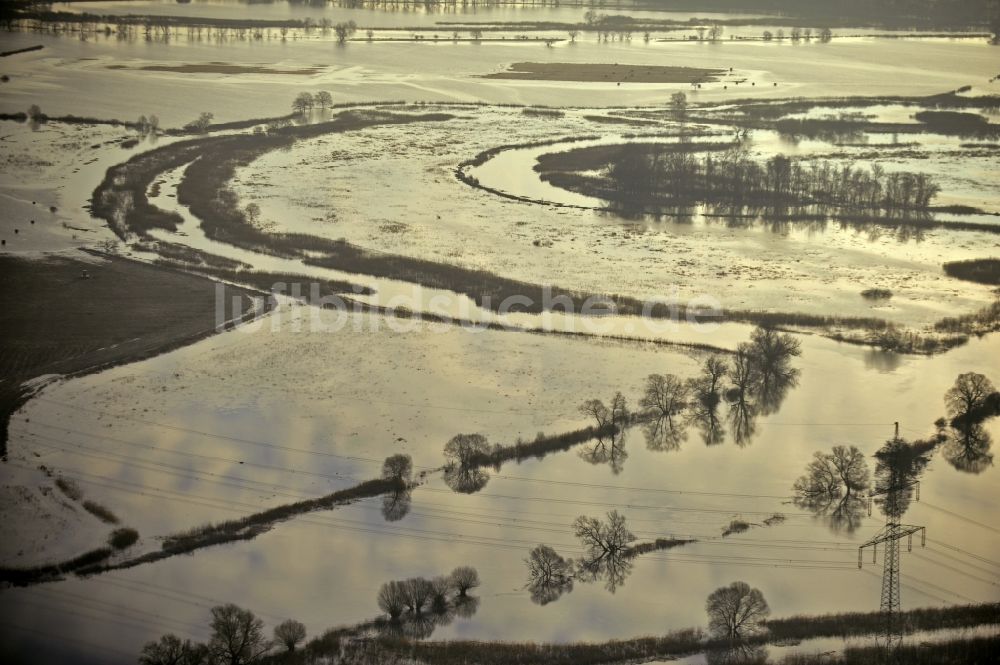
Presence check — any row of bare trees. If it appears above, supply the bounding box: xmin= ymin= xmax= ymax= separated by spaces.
xmin=436 ymin=328 xmax=801 ymax=493
xmin=292 ymin=91 xmax=335 ymax=115
xmin=606 ymin=145 xmax=941 ymax=215
xmin=377 ymin=567 xmax=480 ymax=619
xmin=140 ymin=604 xmax=304 ymax=665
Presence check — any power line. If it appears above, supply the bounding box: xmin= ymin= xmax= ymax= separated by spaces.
xmin=29 ymin=586 xmax=209 ymax=637
xmin=420 ymin=486 xmax=829 ymax=520
xmin=917 ymin=500 xmax=1000 ymax=535
xmin=5 ymin=462 xmax=858 ymax=577
xmin=926 ymin=539 xmax=1000 ymax=569
xmin=27 ymin=397 xmax=391 ymax=467
xmin=920 ymin=546 xmax=1000 ymax=579
xmin=28 ymin=419 xmax=360 ymax=484
xmin=909 ymin=552 xmax=1000 ymax=588
xmin=491 ymin=472 xmax=793 ymax=499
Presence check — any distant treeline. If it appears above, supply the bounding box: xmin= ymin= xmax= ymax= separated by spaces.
xmin=7 ymin=0 xmax=998 ymax=31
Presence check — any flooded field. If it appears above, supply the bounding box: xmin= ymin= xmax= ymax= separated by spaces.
xmin=1 ymin=1 xmax=999 ymax=664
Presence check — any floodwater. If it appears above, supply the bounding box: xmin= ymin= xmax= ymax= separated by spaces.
xmin=0 ymin=22 xmax=997 ymax=124
xmin=1 ymin=2 xmax=999 ymax=663
xmin=2 ymin=304 xmax=999 ymax=663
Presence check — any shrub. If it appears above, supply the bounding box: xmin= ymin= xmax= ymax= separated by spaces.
xmin=83 ymin=501 xmax=119 ymax=524
xmin=722 ymin=520 xmax=751 ymax=537
xmin=54 ymin=477 xmax=82 ymax=501
xmin=860 ymin=288 xmax=893 ymax=300
xmin=109 ymin=527 xmax=139 ymax=550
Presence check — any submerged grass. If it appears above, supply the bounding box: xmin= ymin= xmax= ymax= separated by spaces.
xmin=367 ymin=602 xmax=1000 ymax=665
xmin=943 ymin=258 xmax=1000 ymax=285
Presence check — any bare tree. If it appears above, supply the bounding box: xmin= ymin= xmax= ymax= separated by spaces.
xmin=334 ymin=20 xmax=357 ymax=44
xmin=610 ymin=391 xmax=629 ymax=429
xmin=580 ymin=399 xmax=611 ymax=429
xmin=573 ymin=510 xmax=634 ymax=560
xmin=402 ymin=577 xmax=435 ymax=614
xmin=640 ymin=373 xmax=689 ymax=425
xmin=429 ymin=575 xmax=453 ymax=612
xmin=728 ymin=343 xmax=759 ymax=399
xmin=568 ymin=29 xmax=579 ymax=42
xmin=525 ymin=544 xmax=574 ymax=605
xmin=670 ymin=91 xmax=687 ymax=120
xmin=945 ymin=372 xmax=996 ymax=421
xmin=382 ymin=454 xmax=413 ymax=483
xmin=314 ymin=90 xmax=333 ymax=108
xmin=692 ymin=355 xmax=729 ymax=407
xmin=942 ymin=424 xmax=994 ymax=474
xmin=705 ymin=581 xmax=770 ymax=640
xmin=378 ymin=580 xmax=408 ymax=619
xmin=273 ymin=619 xmax=306 ymax=653
xmin=450 ymin=566 xmax=480 ymax=596
xmin=828 ymin=445 xmax=870 ymax=494
xmin=139 ymin=635 xmax=207 ymax=665
xmin=207 ymin=604 xmax=270 ymax=665
xmin=244 ymin=203 xmax=261 ymax=227
xmin=184 ymin=111 xmax=214 ymax=133
xmin=793 ymin=451 xmax=839 ymax=499
xmin=793 ymin=445 xmax=869 ymax=499
xmin=292 ymin=92 xmax=314 ymax=115
xmin=443 ymin=433 xmax=490 ymax=468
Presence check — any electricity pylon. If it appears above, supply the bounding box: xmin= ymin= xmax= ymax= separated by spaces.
xmin=858 ymin=422 xmax=926 ymax=661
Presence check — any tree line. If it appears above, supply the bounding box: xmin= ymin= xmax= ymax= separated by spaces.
xmin=606 ymin=145 xmax=941 ymax=216
xmin=438 ymin=327 xmax=802 ymax=494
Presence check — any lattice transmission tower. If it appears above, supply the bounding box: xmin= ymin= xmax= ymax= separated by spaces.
xmin=858 ymin=423 xmax=926 ymax=660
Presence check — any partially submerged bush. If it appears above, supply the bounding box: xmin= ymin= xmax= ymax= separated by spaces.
xmin=861 ymin=288 xmax=893 ymax=300
xmin=109 ymin=527 xmax=139 ymax=550
xmin=722 ymin=520 xmax=751 ymax=537
xmin=83 ymin=501 xmax=120 ymax=524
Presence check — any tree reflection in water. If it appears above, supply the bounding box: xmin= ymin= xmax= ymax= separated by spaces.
xmin=643 ymin=415 xmax=687 ymax=452
xmin=443 ymin=464 xmax=490 ymax=494
xmin=873 ymin=437 xmax=933 ymax=521
xmin=689 ymin=400 xmax=726 ymax=446
xmin=381 ymin=487 xmax=412 ymax=522
xmin=705 ymin=642 xmax=769 ymax=665
xmin=579 ymin=429 xmax=628 ymax=474
xmin=942 ymin=424 xmax=994 ymax=474
xmin=375 ymin=594 xmax=480 ymax=640
xmin=793 ymin=445 xmax=871 ymax=534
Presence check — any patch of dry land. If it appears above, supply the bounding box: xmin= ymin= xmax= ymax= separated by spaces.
xmin=481 ymin=62 xmax=724 ymax=83
xmin=107 ymin=63 xmax=321 ymax=75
